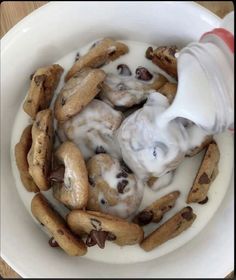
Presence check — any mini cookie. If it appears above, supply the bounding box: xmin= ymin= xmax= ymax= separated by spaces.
xmin=140 ymin=206 xmax=196 ymax=252
xmin=146 ymin=46 xmax=178 ymax=79
xmin=54 ymin=67 xmax=106 ymax=121
xmin=86 ymin=153 xmax=143 ymax=219
xmin=187 ymin=141 xmax=220 ymax=204
xmin=15 ymin=125 xmax=39 ymax=192
xmin=133 ymin=191 xmax=180 ymax=226
xmin=100 ymin=72 xmax=167 ymax=108
xmin=50 ymin=141 xmax=89 ymax=209
xmin=27 ymin=109 xmax=53 ymax=191
xmin=67 ymin=210 xmax=144 ymax=247
xmin=31 ymin=193 xmax=87 ymax=256
xmin=158 ymin=82 xmax=177 ymax=104
xmin=65 ymin=38 xmax=128 ymax=81
xmin=60 ymin=99 xmax=123 ymax=160
xmin=23 ymin=64 xmax=63 ymax=119
xmin=186 ymin=135 xmax=213 ymax=157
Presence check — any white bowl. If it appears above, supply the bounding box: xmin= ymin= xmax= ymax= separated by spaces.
xmin=1 ymin=1 xmax=234 ymax=278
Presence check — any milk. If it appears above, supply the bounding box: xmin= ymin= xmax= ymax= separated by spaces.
xmin=11 ymin=39 xmax=234 ymax=263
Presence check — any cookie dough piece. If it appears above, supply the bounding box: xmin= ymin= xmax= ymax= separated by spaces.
xmin=60 ymin=99 xmax=123 ymax=160
xmin=52 ymin=141 xmax=89 ymax=210
xmin=186 ymin=135 xmax=213 ymax=157
xmin=158 ymin=82 xmax=177 ymax=104
xmin=23 ymin=64 xmax=63 ymax=119
xmin=86 ymin=153 xmax=143 ymax=218
xmin=15 ymin=125 xmax=39 ymax=192
xmin=67 ymin=210 xmax=144 ymax=247
xmin=54 ymin=67 xmax=106 ymax=121
xmin=140 ymin=206 xmax=196 ymax=251
xmin=100 ymin=73 xmax=167 ymax=108
xmin=31 ymin=193 xmax=87 ymax=256
xmin=146 ymin=46 xmax=178 ymax=79
xmin=65 ymin=38 xmax=128 ymax=81
xmin=27 ymin=109 xmax=53 ymax=191
xmin=133 ymin=191 xmax=180 ymax=226
xmin=187 ymin=142 xmax=220 ymax=204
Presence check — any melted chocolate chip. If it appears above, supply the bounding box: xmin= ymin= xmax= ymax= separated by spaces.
xmin=181 ymin=207 xmax=193 ymax=221
xmin=145 ymin=46 xmax=153 ymax=60
xmin=135 ymin=67 xmax=153 ymax=81
xmin=100 ymin=199 xmax=106 ymax=205
xmin=107 ymin=232 xmax=116 ymax=241
xmin=117 ymin=64 xmax=132 ymax=76
xmin=40 ymin=222 xmax=44 ymax=227
xmin=75 ymin=52 xmax=80 ymax=61
xmin=137 ymin=210 xmax=154 ymax=226
xmin=49 ymin=165 xmax=65 ymax=183
xmin=117 ymin=180 xmax=128 ymax=193
xmin=86 ymin=235 xmax=97 ymax=247
xmin=49 ymin=237 xmax=59 ymax=248
xmin=95 ymin=146 xmax=106 ymax=154
xmin=198 ymin=172 xmax=211 ymax=184
xmin=116 ymin=171 xmax=128 ymax=178
xmin=198 ymin=196 xmax=209 ymax=205
xmin=61 ymin=97 xmax=66 ymax=106
xmin=120 ymin=160 xmax=133 ymax=174
xmin=88 ymin=230 xmax=109 ymax=249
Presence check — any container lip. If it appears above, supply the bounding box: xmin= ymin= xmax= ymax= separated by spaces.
xmin=200 ymin=28 xmax=234 ymax=53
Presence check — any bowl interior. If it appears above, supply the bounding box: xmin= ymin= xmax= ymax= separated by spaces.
xmin=2 ymin=2 xmax=233 ymax=278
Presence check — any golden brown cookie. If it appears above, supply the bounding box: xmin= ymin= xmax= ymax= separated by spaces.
xmin=27 ymin=109 xmax=53 ymax=191
xmin=54 ymin=67 xmax=106 ymax=121
xmin=186 ymin=135 xmax=213 ymax=157
xmin=67 ymin=210 xmax=144 ymax=247
xmin=140 ymin=206 xmax=196 ymax=251
xmin=65 ymin=38 xmax=128 ymax=81
xmin=15 ymin=125 xmax=39 ymax=192
xmin=60 ymin=99 xmax=123 ymax=160
xmin=187 ymin=141 xmax=220 ymax=204
xmin=146 ymin=46 xmax=178 ymax=79
xmin=100 ymin=72 xmax=167 ymax=108
xmin=23 ymin=64 xmax=63 ymax=119
xmin=86 ymin=153 xmax=142 ymax=218
xmin=158 ymin=82 xmax=177 ymax=104
xmin=51 ymin=141 xmax=89 ymax=210
xmin=31 ymin=193 xmax=87 ymax=256
xmin=133 ymin=191 xmax=180 ymax=226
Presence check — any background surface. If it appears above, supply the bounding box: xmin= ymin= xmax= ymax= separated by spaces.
xmin=0 ymin=1 xmax=234 ymax=278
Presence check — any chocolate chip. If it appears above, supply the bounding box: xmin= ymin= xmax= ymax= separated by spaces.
xmin=89 ymin=230 xmax=109 ymax=249
xmin=49 ymin=165 xmax=65 ymax=183
xmin=145 ymin=46 xmax=153 ymax=60
xmin=181 ymin=207 xmax=193 ymax=221
xmin=117 ymin=180 xmax=128 ymax=193
xmin=86 ymin=235 xmax=97 ymax=247
xmin=75 ymin=52 xmax=80 ymax=61
xmin=40 ymin=222 xmax=44 ymax=227
xmin=88 ymin=176 xmax=95 ymax=187
xmin=36 ymin=121 xmax=40 ymax=127
xmin=135 ymin=67 xmax=153 ymax=81
xmin=57 ymin=229 xmax=64 ymax=235
xmin=61 ymin=97 xmax=66 ymax=106
xmin=117 ymin=64 xmax=132 ymax=76
xmin=198 ymin=172 xmax=211 ymax=184
xmin=198 ymin=196 xmax=209 ymax=205
xmin=90 ymin=218 xmax=102 ymax=230
xmin=120 ymin=160 xmax=133 ymax=174
xmin=137 ymin=210 xmax=154 ymax=226
xmin=107 ymin=232 xmax=116 ymax=241
xmin=100 ymin=199 xmax=106 ymax=205
xmin=49 ymin=237 xmax=59 ymax=248
xmin=116 ymin=171 xmax=128 ymax=178
xmin=34 ymin=74 xmax=46 ymax=86
xmin=95 ymin=146 xmax=106 ymax=154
